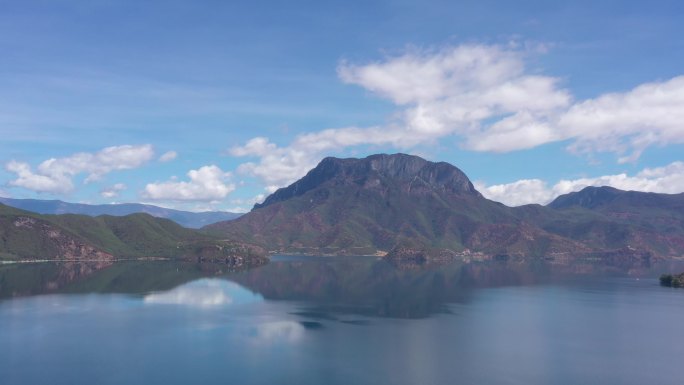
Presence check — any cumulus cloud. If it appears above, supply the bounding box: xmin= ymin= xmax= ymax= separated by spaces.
xmin=341 ymin=46 xmax=684 ymax=157
xmin=143 ymin=165 xmax=235 ymax=201
xmin=158 ymin=150 xmax=178 ymax=162
xmin=475 ymin=179 xmax=554 ymax=206
xmin=231 ymin=130 xmax=378 ymax=188
xmin=476 ymin=161 xmax=684 ymax=206
xmin=5 ymin=145 xmax=154 ymax=194
xmin=558 ymin=76 xmax=684 ymax=163
xmin=100 ymin=183 xmax=127 ymax=199
xmin=231 ymin=43 xmax=684 ymax=191
xmin=231 ymin=44 xmax=571 ymax=188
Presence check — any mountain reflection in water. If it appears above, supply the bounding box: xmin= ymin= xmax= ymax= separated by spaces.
xmin=1 ymin=255 xmax=679 ymax=319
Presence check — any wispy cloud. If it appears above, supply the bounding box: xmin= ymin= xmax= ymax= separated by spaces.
xmin=100 ymin=183 xmax=127 ymax=199
xmin=158 ymin=151 xmax=178 ymax=162
xmin=228 ymin=193 xmax=267 ymax=212
xmin=5 ymin=145 xmax=154 ymax=194
xmin=0 ymin=68 xmax=341 ymax=146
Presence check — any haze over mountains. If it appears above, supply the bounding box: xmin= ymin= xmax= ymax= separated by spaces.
xmin=206 ymin=153 xmax=684 ymax=261
xmin=0 ymin=198 xmax=241 ymax=228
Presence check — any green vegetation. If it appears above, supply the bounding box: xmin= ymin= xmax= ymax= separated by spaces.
xmin=0 ymin=203 xmax=265 ymax=262
xmin=660 ymin=273 xmax=684 ymax=288
xmin=0 ymin=197 xmax=241 ymax=228
xmin=205 ymin=154 xmax=560 ymax=257
xmin=207 ymin=155 xmax=684 ymax=261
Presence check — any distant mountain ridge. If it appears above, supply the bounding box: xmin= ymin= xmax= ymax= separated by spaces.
xmin=0 ymin=198 xmax=242 ymax=228
xmin=205 ymin=153 xmax=684 ymax=261
xmin=0 ymin=203 xmax=265 ymax=265
xmin=549 ymin=186 xmax=684 ymax=211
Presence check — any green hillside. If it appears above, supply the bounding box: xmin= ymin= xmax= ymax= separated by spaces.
xmin=0 ymin=203 xmax=265 ymax=264
xmin=205 ymin=154 xmax=588 ymax=258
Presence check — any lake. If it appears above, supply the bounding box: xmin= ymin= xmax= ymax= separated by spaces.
xmin=1 ymin=256 xmax=683 ymax=385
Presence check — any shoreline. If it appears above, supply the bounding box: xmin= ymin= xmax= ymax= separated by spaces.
xmin=0 ymin=257 xmax=171 ymax=265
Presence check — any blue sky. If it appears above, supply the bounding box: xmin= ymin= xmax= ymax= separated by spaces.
xmin=1 ymin=0 xmax=684 ymax=211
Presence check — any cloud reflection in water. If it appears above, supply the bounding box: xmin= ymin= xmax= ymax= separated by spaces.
xmin=143 ymin=278 xmax=262 ymax=308
xmin=250 ymin=321 xmax=305 ymax=344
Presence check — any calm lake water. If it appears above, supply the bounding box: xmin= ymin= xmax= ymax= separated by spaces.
xmin=1 ymin=256 xmax=683 ymax=385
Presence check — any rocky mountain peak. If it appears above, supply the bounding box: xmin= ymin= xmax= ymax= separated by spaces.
xmin=254 ymin=153 xmax=481 ymax=210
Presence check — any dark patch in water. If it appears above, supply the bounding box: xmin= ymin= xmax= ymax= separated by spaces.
xmin=299 ymin=321 xmax=324 ymax=330
xmin=340 ymin=320 xmax=370 ymax=326
xmin=291 ymin=311 xmax=338 ymax=320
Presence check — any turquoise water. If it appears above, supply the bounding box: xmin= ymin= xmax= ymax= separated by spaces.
xmin=1 ymin=257 xmax=683 ymax=384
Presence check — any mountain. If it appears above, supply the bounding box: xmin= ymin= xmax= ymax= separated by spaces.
xmin=541 ymin=186 xmax=684 ymax=257
xmin=549 ymin=186 xmax=684 ymax=214
xmin=254 ymin=153 xmax=482 ymax=209
xmin=0 ymin=203 xmax=266 ymax=266
xmin=0 ymin=198 xmax=242 ymax=228
xmin=205 ymin=154 xmax=684 ymax=261
xmin=548 ymin=186 xmax=626 ymax=209
xmin=204 ymin=154 xmax=590 ymax=258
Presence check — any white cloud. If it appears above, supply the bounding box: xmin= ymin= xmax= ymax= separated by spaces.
xmin=230 ymin=193 xmax=266 ymax=206
xmin=231 ymin=43 xmax=570 ymax=188
xmin=475 ymin=179 xmax=554 ymax=206
xmin=158 ymin=150 xmax=178 ymax=162
xmin=558 ymin=76 xmax=684 ymax=163
xmin=5 ymin=144 xmax=154 ymax=194
xmin=231 ymin=130 xmax=384 ymax=188
xmin=6 ymin=160 xmax=69 ymax=193
xmin=143 ymin=165 xmax=235 ymax=201
xmin=100 ymin=183 xmax=127 ymax=199
xmin=339 ymin=44 xmax=571 ymax=150
xmin=228 ymin=193 xmax=267 ymax=213
xmin=477 ymin=161 xmax=684 ymax=206
xmin=231 ymin=43 xmax=684 ymax=191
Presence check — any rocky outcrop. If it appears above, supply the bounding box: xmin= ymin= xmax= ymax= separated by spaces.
xmin=186 ymin=241 xmax=268 ymax=268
